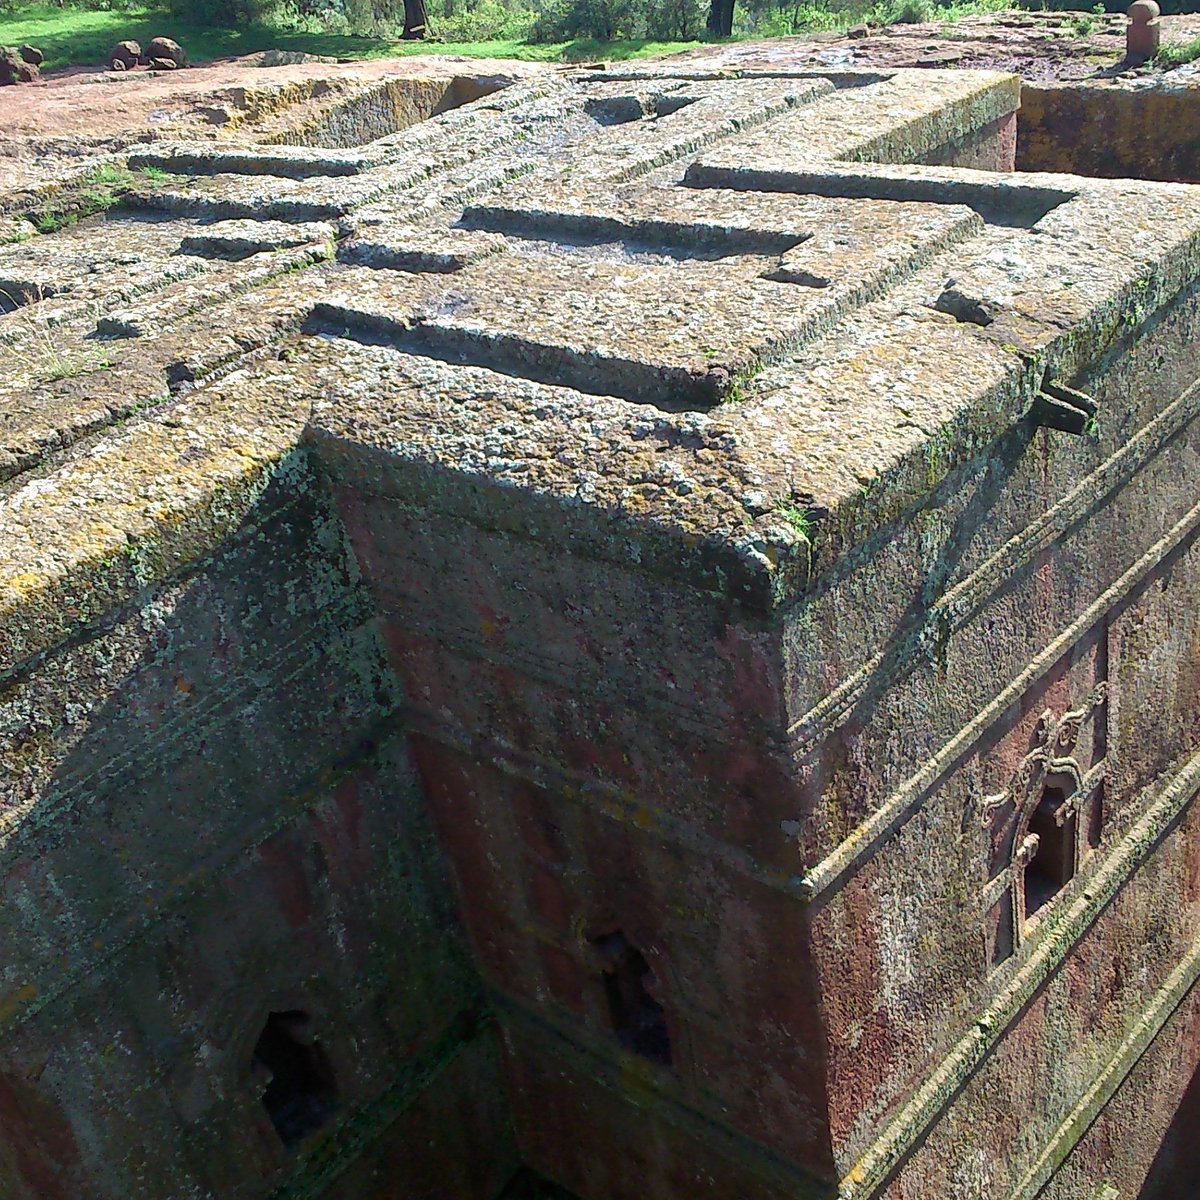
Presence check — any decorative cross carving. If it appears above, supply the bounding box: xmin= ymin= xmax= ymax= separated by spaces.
xmin=981 ymin=681 xmax=1108 ymax=827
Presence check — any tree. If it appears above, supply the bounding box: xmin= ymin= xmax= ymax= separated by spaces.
xmin=707 ymin=0 xmax=734 ymax=36
xmin=402 ymin=0 xmax=429 ymax=37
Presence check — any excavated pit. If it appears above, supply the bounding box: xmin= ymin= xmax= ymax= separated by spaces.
xmin=1017 ymin=81 xmax=1200 ymax=183
xmin=261 ymin=73 xmax=512 ymax=149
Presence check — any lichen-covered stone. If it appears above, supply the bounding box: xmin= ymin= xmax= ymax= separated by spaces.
xmin=3 ymin=60 xmax=1200 ymax=1200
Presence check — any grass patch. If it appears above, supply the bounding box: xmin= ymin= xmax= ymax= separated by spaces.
xmin=43 ymin=352 xmax=116 ymax=382
xmin=0 ymin=220 xmax=34 ymax=246
xmin=0 ymin=0 xmax=1044 ymax=72
xmin=23 ymin=163 xmax=167 ymax=234
xmin=0 ymin=281 xmax=116 ymax=380
xmin=0 ymin=3 xmax=701 ymax=68
xmin=777 ymin=503 xmax=814 ymax=543
xmin=732 ymin=0 xmax=1007 ymax=35
xmin=1157 ymin=34 xmax=1200 ymax=67
xmin=554 ymin=35 xmax=705 ymax=59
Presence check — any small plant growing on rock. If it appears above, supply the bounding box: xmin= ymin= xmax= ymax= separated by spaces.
xmin=777 ymin=502 xmax=813 ymax=544
xmin=1156 ymin=34 xmax=1200 ymax=67
xmin=0 ymin=286 xmax=113 ymax=382
xmin=23 ymin=164 xmax=170 ymax=235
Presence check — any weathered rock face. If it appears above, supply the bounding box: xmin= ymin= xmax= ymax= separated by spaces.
xmin=144 ymin=35 xmax=188 ymax=68
xmin=1020 ymin=80 xmax=1200 ymax=183
xmin=2 ymin=61 xmax=1200 ymax=1200
xmin=0 ymin=46 xmax=38 ymax=85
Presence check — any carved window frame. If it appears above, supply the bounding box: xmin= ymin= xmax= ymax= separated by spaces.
xmin=981 ymin=683 xmax=1108 ymax=965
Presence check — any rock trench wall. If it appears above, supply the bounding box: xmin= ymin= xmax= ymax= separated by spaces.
xmin=1018 ymin=82 xmax=1200 ymax=183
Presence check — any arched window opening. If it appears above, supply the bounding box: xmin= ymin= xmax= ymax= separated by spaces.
xmin=251 ymin=1010 xmax=338 ymax=1148
xmin=591 ymin=931 xmax=671 ymax=1066
xmin=1025 ymin=786 xmax=1076 ymax=917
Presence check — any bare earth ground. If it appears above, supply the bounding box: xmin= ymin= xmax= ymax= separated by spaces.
xmin=0 ymin=52 xmax=547 ymax=190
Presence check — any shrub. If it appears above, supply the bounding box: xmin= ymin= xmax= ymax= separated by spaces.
xmin=530 ymin=0 xmax=630 ymax=40
xmin=1157 ymin=34 xmax=1200 ymax=66
xmin=888 ymin=0 xmax=931 ymax=23
xmin=433 ymin=0 xmax=534 ymax=40
xmin=529 ymin=0 xmax=703 ymax=42
xmin=165 ymin=0 xmax=279 ymax=23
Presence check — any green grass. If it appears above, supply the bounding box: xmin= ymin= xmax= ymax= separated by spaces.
xmin=24 ymin=163 xmax=166 ymax=233
xmin=777 ymin=503 xmax=814 ymax=543
xmin=732 ymin=0 xmax=1008 ymax=35
xmin=0 ymin=3 xmax=702 ymax=68
xmin=0 ymin=0 xmax=1045 ymax=72
xmin=1157 ymin=34 xmax=1200 ymax=67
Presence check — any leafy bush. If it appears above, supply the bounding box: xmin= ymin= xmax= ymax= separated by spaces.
xmin=165 ymin=0 xmax=279 ymax=23
xmin=1157 ymin=33 xmax=1200 ymax=65
xmin=887 ymin=0 xmax=930 ymax=22
xmin=732 ymin=0 xmax=1013 ymax=36
xmin=530 ymin=0 xmax=628 ymax=39
xmin=652 ymin=0 xmax=703 ymax=38
xmin=530 ymin=0 xmax=703 ymax=42
xmin=433 ymin=0 xmax=533 ymax=40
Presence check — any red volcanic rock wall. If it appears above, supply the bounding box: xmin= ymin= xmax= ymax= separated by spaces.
xmin=0 ymin=463 xmax=514 ymax=1200
xmin=326 ymin=477 xmax=838 ymax=1199
xmin=786 ymin=239 xmax=1200 ymax=1198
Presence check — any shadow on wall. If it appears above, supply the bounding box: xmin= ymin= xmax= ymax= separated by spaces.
xmin=498 ymin=1167 xmax=583 ymax=1199
xmin=1017 ymin=84 xmax=1200 ymax=183
xmin=269 ymin=73 xmax=515 ymax=149
xmin=1137 ymin=1059 xmax=1200 ymax=1198
xmin=0 ymin=453 xmax=514 ymax=1200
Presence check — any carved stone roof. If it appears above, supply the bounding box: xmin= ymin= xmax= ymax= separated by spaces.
xmin=5 ymin=65 xmax=1200 ymax=671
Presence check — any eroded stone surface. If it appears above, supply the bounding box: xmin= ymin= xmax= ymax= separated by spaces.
xmin=5 ymin=58 xmax=1200 ymax=1200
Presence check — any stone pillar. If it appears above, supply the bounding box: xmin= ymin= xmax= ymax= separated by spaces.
xmin=1127 ymin=0 xmax=1161 ymax=64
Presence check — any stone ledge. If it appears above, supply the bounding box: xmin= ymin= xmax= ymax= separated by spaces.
xmin=0 ymin=369 xmax=312 ymax=676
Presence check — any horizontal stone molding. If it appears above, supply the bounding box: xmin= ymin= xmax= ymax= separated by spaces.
xmin=370 ymin=582 xmax=782 ymax=744
xmin=0 ymin=584 xmax=374 ymax=850
xmin=491 ymin=987 xmax=835 ymax=1200
xmin=400 ymin=702 xmax=805 ymax=899
xmin=839 ymin=741 xmax=1200 ymax=1199
xmin=789 ymin=367 xmax=1200 ymax=757
xmin=0 ymin=716 xmax=408 ymax=1037
xmin=267 ymin=1006 xmax=494 ymax=1200
xmin=1004 ymin=937 xmax=1200 ymax=1200
xmin=801 ymin=474 xmax=1200 ymax=901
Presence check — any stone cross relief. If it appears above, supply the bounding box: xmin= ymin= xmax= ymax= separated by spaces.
xmin=980 ymin=681 xmax=1109 ymax=850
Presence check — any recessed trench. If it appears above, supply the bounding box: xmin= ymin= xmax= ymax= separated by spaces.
xmin=265 ymin=74 xmax=512 ymax=150
xmin=1016 ymin=82 xmax=1200 ymax=183
xmin=0 ymin=281 xmax=37 ymax=314
xmin=305 ymin=308 xmax=735 ymax=412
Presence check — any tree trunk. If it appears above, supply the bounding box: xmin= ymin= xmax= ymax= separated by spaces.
xmin=402 ymin=0 xmax=428 ymax=39
xmin=706 ymin=0 xmax=734 ymax=37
